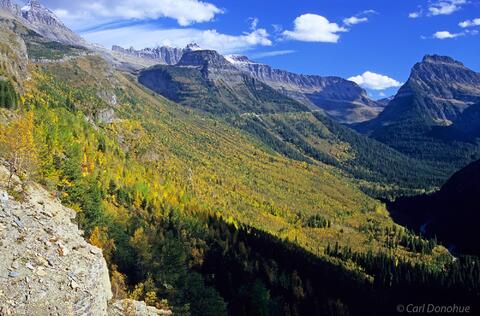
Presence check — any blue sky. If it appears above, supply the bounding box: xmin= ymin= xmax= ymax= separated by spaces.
xmin=29 ymin=0 xmax=480 ymax=99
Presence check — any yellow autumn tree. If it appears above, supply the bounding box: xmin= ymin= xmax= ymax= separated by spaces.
xmin=0 ymin=112 xmax=38 ymax=186
xmin=89 ymin=226 xmax=116 ymax=264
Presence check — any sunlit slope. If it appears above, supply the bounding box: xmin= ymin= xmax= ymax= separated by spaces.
xmin=139 ymin=61 xmax=447 ymax=197
xmin=29 ymin=55 xmax=443 ymax=259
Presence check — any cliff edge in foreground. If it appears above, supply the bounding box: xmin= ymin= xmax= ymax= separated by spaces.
xmin=0 ymin=166 xmax=170 ymax=315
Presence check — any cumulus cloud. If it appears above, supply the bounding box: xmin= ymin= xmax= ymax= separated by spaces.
xmin=348 ymin=71 xmax=402 ymax=90
xmin=283 ymin=14 xmax=347 ymax=43
xmin=42 ymin=0 xmax=223 ymax=28
xmin=83 ymin=25 xmax=272 ymax=54
xmin=433 ymin=31 xmax=464 ymax=39
xmin=459 ymin=18 xmax=480 ymax=28
xmin=428 ymin=0 xmax=466 ymax=16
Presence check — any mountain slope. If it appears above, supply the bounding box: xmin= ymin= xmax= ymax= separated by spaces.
xmin=389 ymin=159 xmax=480 ymax=255
xmin=226 ymin=55 xmax=383 ymax=124
xmin=139 ymin=49 xmax=310 ymax=115
xmin=355 ymin=55 xmax=480 ymax=170
xmin=2 ymin=10 xmax=480 ymax=315
xmin=139 ymin=49 xmax=448 ymax=196
xmin=1 ymin=0 xmax=86 ymax=46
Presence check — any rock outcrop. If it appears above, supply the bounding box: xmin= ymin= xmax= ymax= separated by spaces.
xmin=108 ymin=300 xmax=172 ymax=316
xmin=0 ymin=166 xmax=168 ymax=315
xmin=0 ymin=172 xmax=111 ymax=315
xmin=0 ymin=0 xmax=86 ymax=46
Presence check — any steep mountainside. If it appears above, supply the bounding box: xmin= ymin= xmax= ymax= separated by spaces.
xmin=112 ymin=45 xmax=184 ymax=65
xmin=0 ymin=0 xmax=86 ymax=46
xmin=226 ymin=55 xmax=384 ymax=124
xmin=389 ymin=159 xmax=480 ymax=255
xmin=355 ymin=55 xmax=480 ymax=170
xmin=359 ymin=55 xmax=480 ymax=130
xmin=139 ymin=49 xmax=448 ymax=196
xmin=1 ymin=5 xmax=480 ymax=315
xmin=139 ymin=49 xmax=309 ymax=114
xmin=114 ymin=44 xmax=382 ymax=124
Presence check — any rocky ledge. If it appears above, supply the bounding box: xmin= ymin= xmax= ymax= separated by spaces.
xmin=0 ymin=166 xmax=169 ymax=315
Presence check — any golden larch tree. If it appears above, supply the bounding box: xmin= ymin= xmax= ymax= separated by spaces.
xmin=0 ymin=112 xmax=38 ymax=186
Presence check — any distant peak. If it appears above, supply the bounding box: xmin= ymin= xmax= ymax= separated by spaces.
xmin=22 ymin=0 xmax=42 ymax=11
xmin=185 ymin=43 xmax=202 ymax=51
xmin=422 ymin=55 xmax=464 ymax=67
xmin=177 ymin=48 xmax=233 ymax=69
xmin=225 ymin=55 xmax=257 ymax=65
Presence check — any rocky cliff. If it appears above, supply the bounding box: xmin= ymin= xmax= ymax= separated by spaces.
xmin=0 ymin=166 xmax=170 ymax=315
xmin=225 ymin=55 xmax=383 ymax=123
xmin=112 ymin=45 xmax=184 ymax=65
xmin=0 ymin=0 xmax=86 ymax=46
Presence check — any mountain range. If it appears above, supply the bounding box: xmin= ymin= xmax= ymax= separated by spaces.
xmin=138 ymin=47 xmax=446 ymax=195
xmin=116 ymin=44 xmax=383 ymax=124
xmin=1 ymin=1 xmax=480 ymax=315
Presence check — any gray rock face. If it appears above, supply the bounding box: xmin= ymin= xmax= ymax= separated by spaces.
xmin=108 ymin=300 xmax=173 ymax=316
xmin=225 ymin=55 xmax=383 ymax=123
xmin=402 ymin=55 xmax=480 ymax=108
xmin=112 ymin=45 xmax=184 ymax=65
xmin=1 ymin=0 xmax=86 ymax=46
xmin=0 ymin=166 xmax=170 ymax=315
xmin=0 ymin=166 xmax=112 ymax=315
xmin=363 ymin=54 xmax=480 ymax=129
xmin=177 ymin=49 xmax=245 ymax=82
xmin=111 ymin=42 xmax=204 ymax=66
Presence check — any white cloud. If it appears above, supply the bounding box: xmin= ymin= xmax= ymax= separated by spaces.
xmin=409 ymin=0 xmax=467 ymax=18
xmin=408 ymin=11 xmax=421 ymax=18
xmin=348 ymin=71 xmax=402 ymax=90
xmin=459 ymin=18 xmax=480 ymax=28
xmin=83 ymin=25 xmax=272 ymax=54
xmin=249 ymin=17 xmax=259 ymax=31
xmin=44 ymin=0 xmax=223 ymax=28
xmin=251 ymin=50 xmax=296 ymax=58
xmin=428 ymin=0 xmax=466 ymax=16
xmin=343 ymin=16 xmax=368 ymax=26
xmin=433 ymin=31 xmax=464 ymax=39
xmin=283 ymin=14 xmax=347 ymax=43
xmin=343 ymin=10 xmax=376 ymax=26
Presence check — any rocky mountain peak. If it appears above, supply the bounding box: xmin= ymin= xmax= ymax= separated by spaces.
xmin=225 ymin=55 xmax=256 ymax=65
xmin=177 ymin=49 xmax=233 ymax=69
xmin=0 ymin=0 xmax=13 ymax=9
xmin=422 ymin=54 xmax=465 ymax=67
xmin=0 ymin=0 xmax=20 ymax=15
xmin=21 ymin=0 xmax=63 ymax=27
xmin=407 ymin=54 xmax=480 ymax=100
xmin=185 ymin=43 xmax=202 ymax=51
xmin=0 ymin=0 xmax=86 ymax=46
xmin=357 ymin=54 xmax=480 ymax=135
